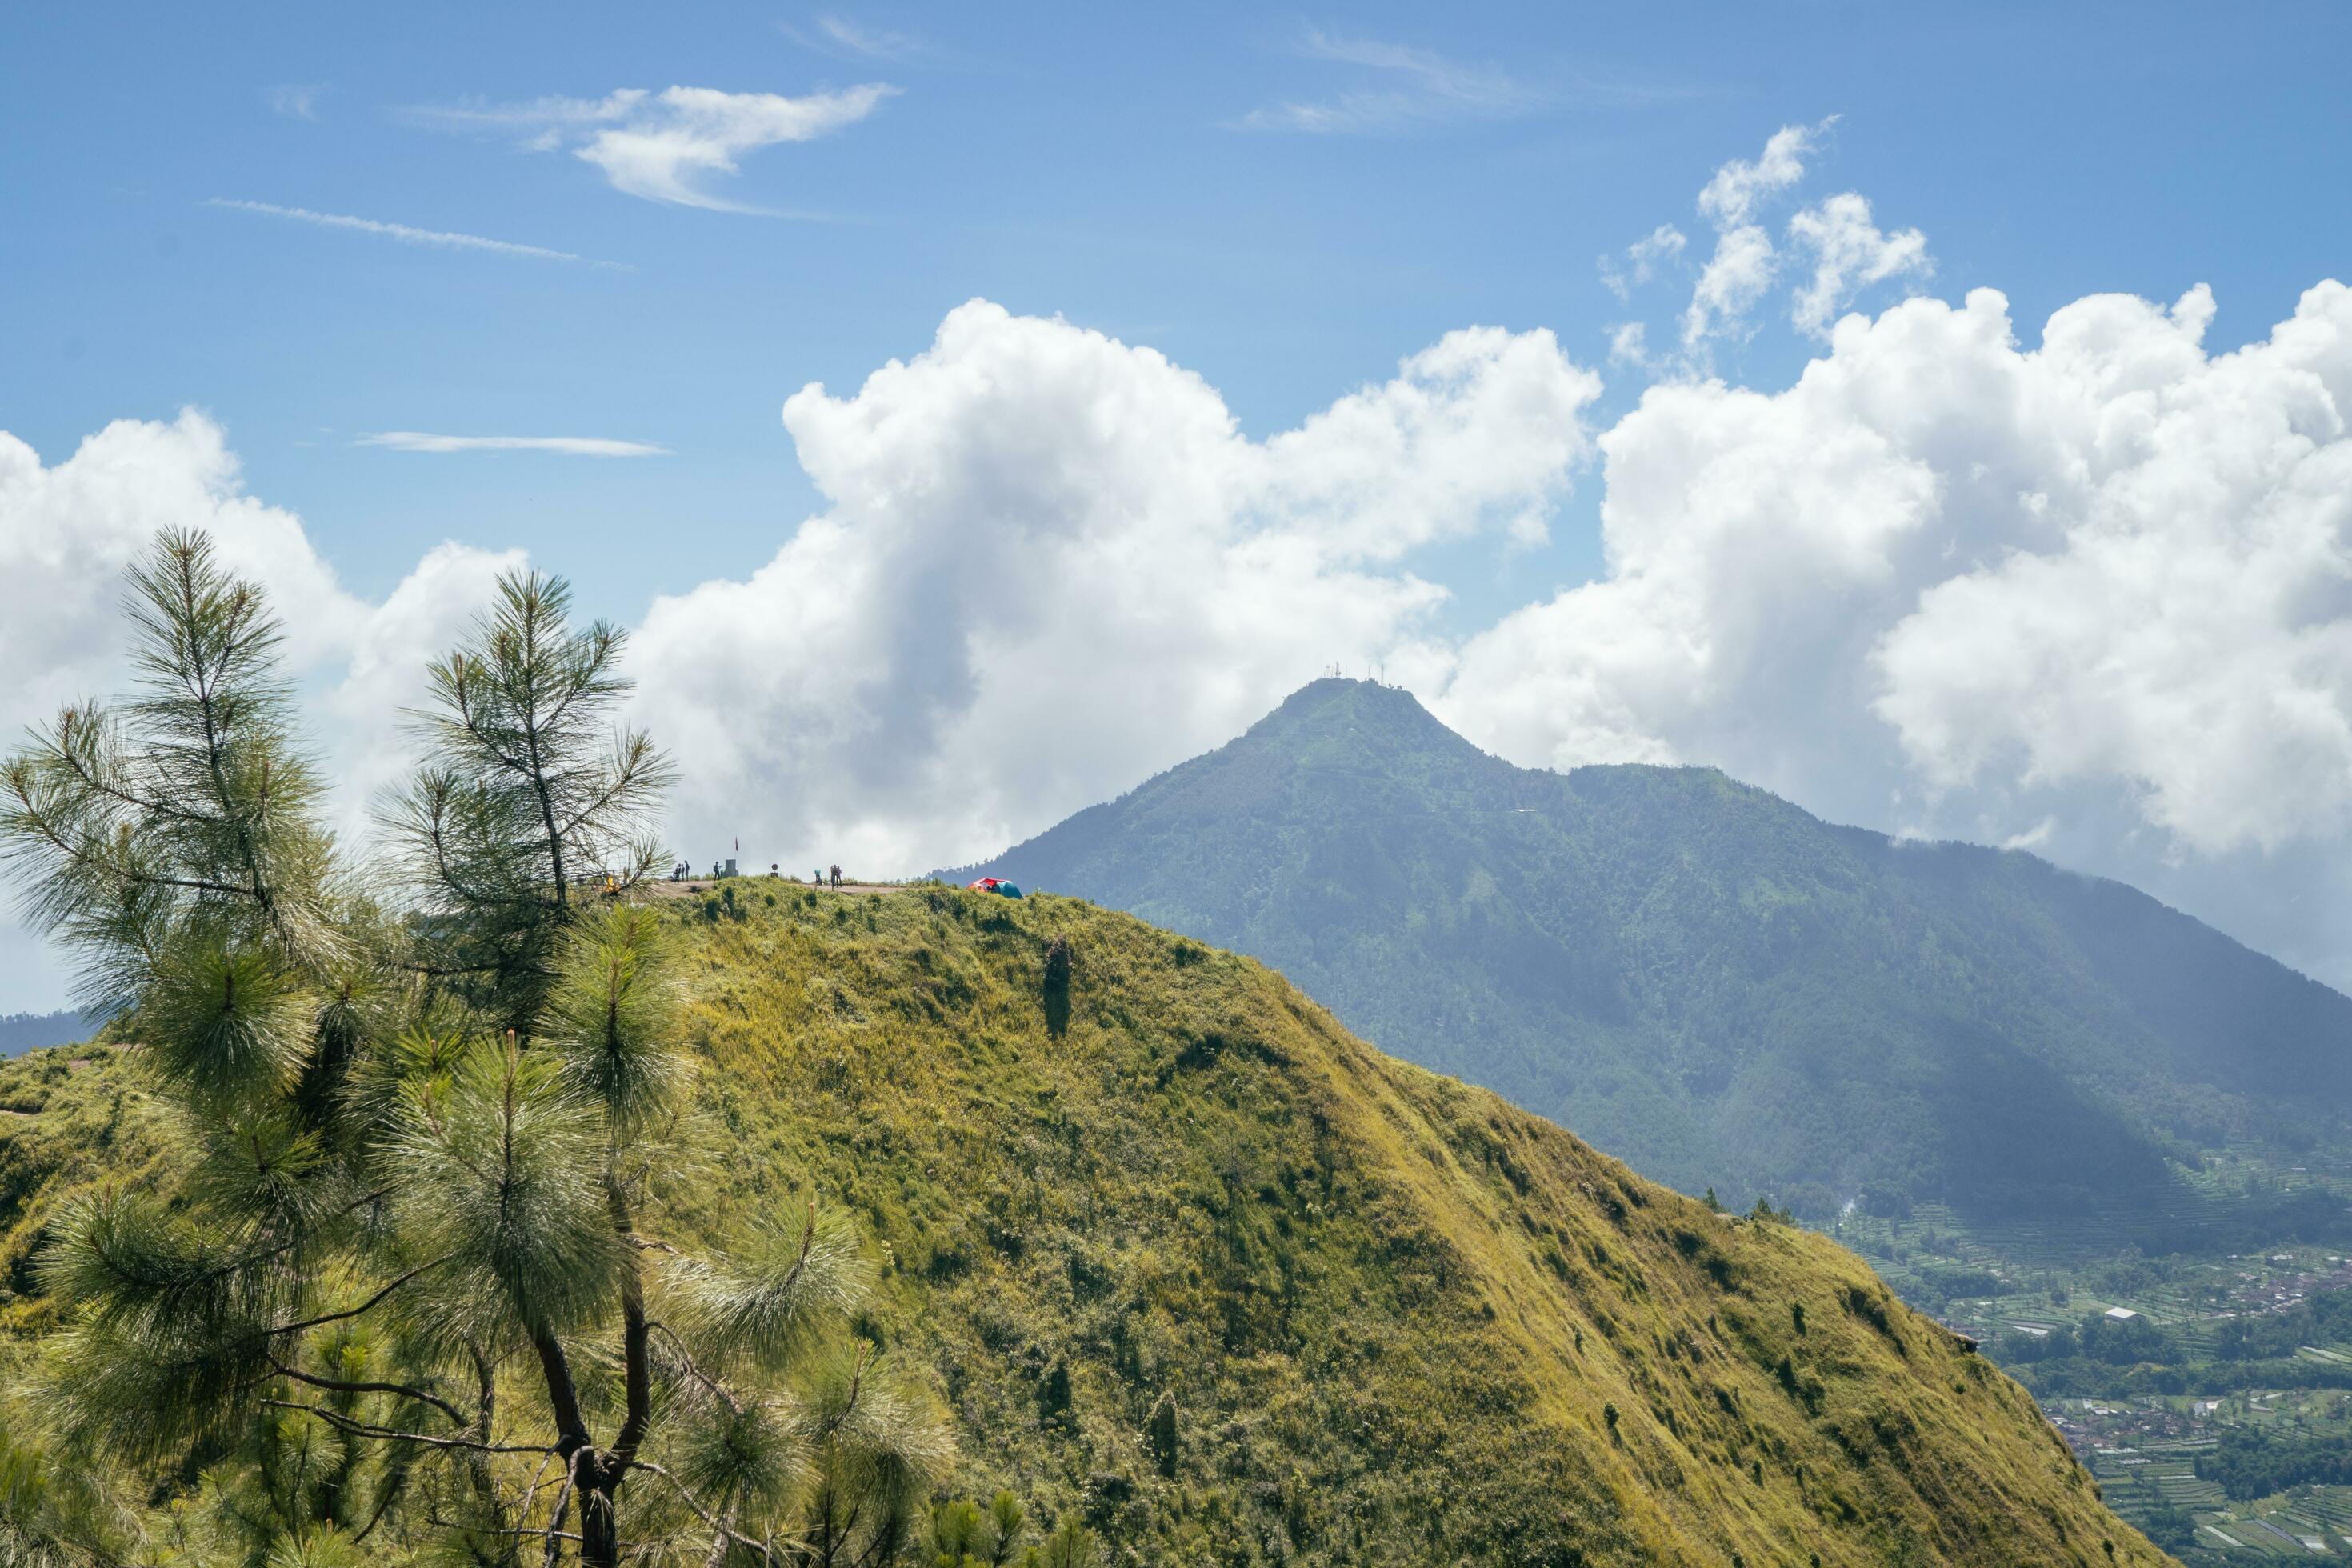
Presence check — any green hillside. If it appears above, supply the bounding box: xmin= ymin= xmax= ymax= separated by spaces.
xmin=955 ymin=679 xmax=2352 ymax=1231
xmin=0 ymin=886 xmax=2166 ymax=1566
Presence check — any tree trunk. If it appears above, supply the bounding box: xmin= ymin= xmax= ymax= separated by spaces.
xmin=576 ymin=1454 xmax=622 ymax=1568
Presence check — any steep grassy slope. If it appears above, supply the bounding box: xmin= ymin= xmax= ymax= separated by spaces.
xmin=0 ymin=886 xmax=2164 ymax=1564
xmin=956 ymin=679 xmax=2352 ymax=1230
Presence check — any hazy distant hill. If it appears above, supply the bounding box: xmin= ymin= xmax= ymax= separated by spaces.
xmin=0 ymin=1010 xmax=85 ymax=1058
xmin=0 ymin=888 xmax=2164 ymax=1566
xmin=957 ymin=679 xmax=2352 ymax=1231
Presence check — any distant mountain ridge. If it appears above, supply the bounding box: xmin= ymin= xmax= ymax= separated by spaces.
xmin=954 ymin=678 xmax=2352 ymax=1229
xmin=0 ymin=1010 xmax=86 ymax=1059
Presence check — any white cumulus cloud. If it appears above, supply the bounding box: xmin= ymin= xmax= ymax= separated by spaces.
xmin=626 ymin=301 xmax=1600 ymax=874
xmin=1644 ymin=118 xmax=1931 ymax=363
xmin=1678 ymin=122 xmax=1828 ymax=354
xmin=0 ymin=411 xmax=365 ymax=712
xmin=1870 ymin=283 xmax=2352 ymax=854
xmin=1438 ymin=278 xmax=2352 ymax=977
xmin=1697 ymin=122 xmax=1822 ymax=227
xmin=1600 ymin=224 xmax=1686 ymax=302
xmin=1786 ymin=192 xmax=1932 ymax=338
xmin=1682 ymin=221 xmax=1779 ymax=352
xmin=0 ymin=413 xmax=515 ymax=1006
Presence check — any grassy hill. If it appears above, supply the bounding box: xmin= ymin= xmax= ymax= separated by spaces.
xmin=1 ymin=886 xmax=2165 ymax=1565
xmin=955 ymin=679 xmax=2352 ymax=1234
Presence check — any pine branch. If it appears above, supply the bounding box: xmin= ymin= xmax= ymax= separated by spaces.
xmin=553 ymin=739 xmax=662 ymax=842
xmin=46 ymin=722 xmax=218 ymax=829
xmin=448 ymin=674 xmax=538 ymax=781
xmin=267 ymin=1353 xmax=466 ymax=1429
xmin=350 ymin=1455 xmax=409 ymax=1546
xmin=629 ymin=1459 xmax=780 ymax=1560
xmin=261 ymin=1399 xmax=553 ymax=1456
xmin=542 ymin=1476 xmax=576 ymax=1568
xmin=265 ymin=1250 xmax=450 ymax=1338
xmin=2 ymin=790 xmax=264 ymax=902
xmin=649 ymin=1321 xmax=741 ymax=1418
xmin=172 ymin=558 xmax=274 ymax=919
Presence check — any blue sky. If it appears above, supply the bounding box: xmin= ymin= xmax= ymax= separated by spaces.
xmin=8 ymin=2 xmax=2346 ymax=628
xmin=6 ymin=3 xmax=2352 ymax=1012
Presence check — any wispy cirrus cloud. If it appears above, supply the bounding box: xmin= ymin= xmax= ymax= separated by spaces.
xmin=399 ymin=90 xmax=647 ymax=149
xmin=357 ymin=433 xmax=669 ymax=457
xmin=266 ymin=84 xmax=326 ymax=121
xmin=1235 ymin=30 xmax=1540 ymax=134
xmin=404 ymin=83 xmax=897 ymax=211
xmin=206 ymin=198 xmax=622 ymax=266
xmin=780 ymin=14 xmax=933 ymax=63
xmin=1599 ymin=224 xmax=1686 ymax=302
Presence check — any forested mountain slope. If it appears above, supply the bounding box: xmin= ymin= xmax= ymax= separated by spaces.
xmin=0 ymin=887 xmax=2162 ymax=1566
xmin=0 ymin=1010 xmax=85 ymax=1059
xmin=955 ymin=679 xmax=2352 ymax=1228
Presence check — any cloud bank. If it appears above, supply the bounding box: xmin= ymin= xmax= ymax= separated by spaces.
xmin=1448 ymin=282 xmax=2352 ymax=864
xmin=9 ymin=126 xmax=2352 ymax=999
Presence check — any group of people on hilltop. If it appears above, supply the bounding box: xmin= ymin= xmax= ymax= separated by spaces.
xmin=667 ymin=860 xmax=846 ymax=886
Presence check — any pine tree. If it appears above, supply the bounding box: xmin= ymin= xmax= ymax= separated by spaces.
xmin=926 ymin=1494 xmax=1096 ymax=1568
xmin=1146 ymin=1390 xmax=1178 ymax=1479
xmin=2 ymin=534 xmax=950 ymax=1567
xmin=380 ymin=568 xmax=673 ymax=1034
xmin=0 ymin=1421 xmax=134 ymax=1564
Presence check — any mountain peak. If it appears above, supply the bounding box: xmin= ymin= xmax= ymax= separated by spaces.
xmin=1248 ymin=676 xmax=1473 ymax=753
xmin=965 ymin=687 xmax=2352 ymax=1230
